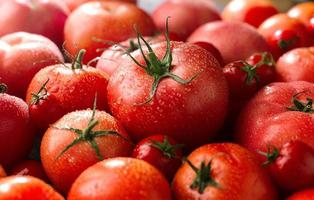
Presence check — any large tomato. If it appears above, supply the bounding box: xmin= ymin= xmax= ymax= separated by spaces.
xmin=0 ymin=0 xmax=68 ymax=47
xmin=0 ymin=32 xmax=63 ymax=98
xmin=64 ymin=1 xmax=155 ymax=63
xmin=0 ymin=176 xmax=64 ymax=200
xmin=25 ymin=50 xmax=109 ymax=131
xmin=0 ymin=84 xmax=35 ymax=168
xmin=63 ymin=0 xmax=136 ymax=12
xmin=41 ymin=108 xmax=133 ymax=193
xmin=172 ymin=143 xmax=278 ymax=200
xmin=68 ymin=157 xmax=172 ymax=200
xmin=107 ymin=38 xmax=228 ymax=149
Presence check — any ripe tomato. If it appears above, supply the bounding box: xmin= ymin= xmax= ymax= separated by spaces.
xmin=0 ymin=84 xmax=35 ymax=168
xmin=68 ymin=157 xmax=172 ymax=200
xmin=132 ymin=134 xmax=183 ymax=180
xmin=107 ymin=36 xmax=228 ymax=149
xmin=258 ymin=140 xmax=314 ymax=192
xmin=258 ymin=13 xmax=312 ymax=60
xmin=288 ymin=2 xmax=314 ymax=36
xmin=63 ymin=0 xmax=136 ymax=12
xmin=236 ymin=81 xmax=314 ymax=166
xmin=10 ymin=160 xmax=48 ymax=182
xmin=0 ymin=176 xmax=64 ymax=200
xmin=188 ymin=21 xmax=269 ymax=64
xmin=222 ymin=0 xmax=278 ymax=28
xmin=64 ymin=1 xmax=155 ymax=63
xmin=0 ymin=32 xmax=63 ymax=98
xmin=152 ymin=0 xmax=221 ymax=41
xmin=0 ymin=0 xmax=68 ymax=47
xmin=192 ymin=41 xmax=224 ymax=66
xmin=25 ymin=49 xmax=109 ymax=131
xmin=287 ymin=188 xmax=314 ymax=200
xmin=276 ymin=47 xmax=314 ymax=82
xmin=172 ymin=143 xmax=277 ymax=200
xmin=0 ymin=165 xmax=6 ymax=178
xmin=40 ymin=108 xmax=133 ymax=193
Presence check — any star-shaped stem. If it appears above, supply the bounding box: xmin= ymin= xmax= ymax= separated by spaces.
xmin=150 ymin=136 xmax=184 ymax=158
xmin=30 ymin=79 xmax=49 ymax=105
xmin=287 ymin=91 xmax=314 ymax=113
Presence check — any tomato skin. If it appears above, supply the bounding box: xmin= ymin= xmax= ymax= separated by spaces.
xmin=0 ymin=0 xmax=68 ymax=47
xmin=107 ymin=41 xmax=228 ymax=149
xmin=0 ymin=93 xmax=35 ymax=168
xmin=236 ymin=81 xmax=314 ymax=164
xmin=172 ymin=143 xmax=278 ymax=200
xmin=0 ymin=176 xmax=64 ymax=200
xmin=192 ymin=41 xmax=224 ymax=66
xmin=68 ymin=157 xmax=172 ymax=200
xmin=287 ymin=188 xmax=314 ymax=200
xmin=258 ymin=14 xmax=312 ymax=60
xmin=222 ymin=0 xmax=278 ymax=28
xmin=288 ymin=2 xmax=314 ymax=36
xmin=132 ymin=135 xmax=183 ymax=181
xmin=276 ymin=47 xmax=314 ymax=82
xmin=10 ymin=160 xmax=48 ymax=182
xmin=64 ymin=1 xmax=155 ymax=64
xmin=0 ymin=165 xmax=6 ymax=178
xmin=25 ymin=62 xmax=109 ymax=131
xmin=0 ymin=32 xmax=64 ymax=98
xmin=64 ymin=0 xmax=136 ymax=12
xmin=40 ymin=110 xmax=133 ymax=193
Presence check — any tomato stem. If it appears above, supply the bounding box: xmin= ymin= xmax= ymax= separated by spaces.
xmin=278 ymin=36 xmax=299 ymax=51
xmin=257 ymin=144 xmax=279 ymax=166
xmin=0 ymin=83 xmax=7 ymax=93
xmin=30 ymin=79 xmax=49 ymax=105
xmin=150 ymin=136 xmax=183 ymax=158
xmin=71 ymin=49 xmax=86 ymax=70
xmin=287 ymin=92 xmax=314 ymax=113
xmin=240 ymin=61 xmax=260 ymax=85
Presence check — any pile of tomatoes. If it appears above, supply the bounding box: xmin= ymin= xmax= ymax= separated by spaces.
xmin=1 ymin=0 xmax=314 ymax=199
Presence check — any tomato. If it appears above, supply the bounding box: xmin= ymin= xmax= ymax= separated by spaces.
xmin=172 ymin=143 xmax=278 ymax=200
xmin=258 ymin=13 xmax=312 ymax=60
xmin=0 ymin=176 xmax=64 ymax=200
xmin=276 ymin=47 xmax=314 ymax=82
xmin=40 ymin=107 xmax=133 ymax=193
xmin=64 ymin=1 xmax=155 ymax=64
xmin=0 ymin=0 xmax=68 ymax=47
xmin=107 ymin=30 xmax=228 ymax=149
xmin=0 ymin=32 xmax=63 ymax=98
xmin=188 ymin=21 xmax=269 ymax=64
xmin=236 ymin=81 xmax=314 ymax=168
xmin=10 ymin=160 xmax=48 ymax=182
xmin=192 ymin=41 xmax=224 ymax=66
xmin=288 ymin=2 xmax=314 ymax=36
xmin=68 ymin=157 xmax=172 ymax=200
xmin=222 ymin=0 xmax=278 ymax=28
xmin=0 ymin=165 xmax=6 ymax=178
xmin=287 ymin=188 xmax=314 ymax=200
xmin=152 ymin=0 xmax=221 ymax=41
xmin=63 ymin=0 xmax=136 ymax=12
xmin=0 ymin=84 xmax=35 ymax=168
xmin=132 ymin=134 xmax=183 ymax=180
xmin=258 ymin=140 xmax=314 ymax=192
xmin=25 ymin=49 xmax=109 ymax=131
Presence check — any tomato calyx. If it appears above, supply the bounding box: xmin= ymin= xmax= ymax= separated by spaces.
xmin=278 ymin=36 xmax=299 ymax=51
xmin=185 ymin=158 xmax=220 ymax=194
xmin=52 ymin=97 xmax=128 ymax=161
xmin=257 ymin=145 xmax=280 ymax=166
xmin=127 ymin=18 xmax=202 ymax=105
xmin=0 ymin=83 xmax=7 ymax=93
xmin=71 ymin=49 xmax=86 ymax=70
xmin=150 ymin=136 xmax=184 ymax=158
xmin=256 ymin=52 xmax=275 ymax=67
xmin=30 ymin=79 xmax=49 ymax=105
xmin=240 ymin=61 xmax=260 ymax=85
xmin=287 ymin=92 xmax=314 ymax=113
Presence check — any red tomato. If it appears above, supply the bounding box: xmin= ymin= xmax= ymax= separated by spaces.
xmin=276 ymin=47 xmax=314 ymax=82
xmin=40 ymin=108 xmax=133 ymax=193
xmin=0 ymin=176 xmax=64 ymax=200
xmin=10 ymin=160 xmax=48 ymax=182
xmin=192 ymin=41 xmax=224 ymax=66
xmin=68 ymin=157 xmax=172 ymax=200
xmin=152 ymin=0 xmax=221 ymax=41
xmin=0 ymin=84 xmax=35 ymax=168
xmin=236 ymin=81 xmax=314 ymax=168
xmin=132 ymin=134 xmax=183 ymax=180
xmin=172 ymin=143 xmax=278 ymax=200
xmin=258 ymin=140 xmax=314 ymax=192
xmin=287 ymin=188 xmax=314 ymax=200
xmin=258 ymin=13 xmax=312 ymax=60
xmin=0 ymin=0 xmax=68 ymax=47
xmin=0 ymin=165 xmax=6 ymax=178
xmin=222 ymin=0 xmax=278 ymax=27
xmin=107 ymin=38 xmax=228 ymax=149
xmin=0 ymin=32 xmax=64 ymax=98
xmin=64 ymin=1 xmax=155 ymax=64
xmin=63 ymin=0 xmax=136 ymax=12
xmin=188 ymin=21 xmax=269 ymax=64
xmin=288 ymin=2 xmax=314 ymax=36
xmin=25 ymin=49 xmax=109 ymax=131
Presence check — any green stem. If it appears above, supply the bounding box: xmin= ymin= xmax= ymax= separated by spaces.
xmin=71 ymin=49 xmax=86 ymax=70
